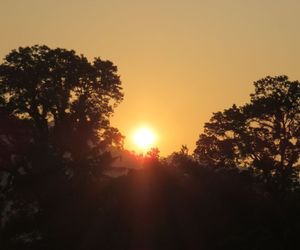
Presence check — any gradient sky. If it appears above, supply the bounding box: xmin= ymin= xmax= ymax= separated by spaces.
xmin=1 ymin=0 xmax=300 ymax=155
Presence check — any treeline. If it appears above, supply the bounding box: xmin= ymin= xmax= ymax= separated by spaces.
xmin=0 ymin=46 xmax=299 ymax=250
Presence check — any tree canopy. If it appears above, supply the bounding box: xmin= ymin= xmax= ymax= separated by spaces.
xmin=0 ymin=45 xmax=124 ymax=159
xmin=194 ymin=75 xmax=300 ymax=191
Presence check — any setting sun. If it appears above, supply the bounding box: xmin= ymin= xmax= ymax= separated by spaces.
xmin=133 ymin=127 xmax=156 ymax=151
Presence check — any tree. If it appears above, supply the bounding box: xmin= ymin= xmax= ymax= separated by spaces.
xmin=0 ymin=45 xmax=124 ymax=248
xmin=194 ymin=76 xmax=300 ymax=192
xmin=167 ymin=145 xmax=196 ymax=170
xmin=0 ymin=45 xmax=123 ymax=162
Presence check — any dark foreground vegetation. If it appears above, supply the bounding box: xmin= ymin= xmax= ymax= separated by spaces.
xmin=0 ymin=46 xmax=299 ymax=250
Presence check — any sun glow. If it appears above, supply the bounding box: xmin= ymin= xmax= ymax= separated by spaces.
xmin=133 ymin=127 xmax=156 ymax=151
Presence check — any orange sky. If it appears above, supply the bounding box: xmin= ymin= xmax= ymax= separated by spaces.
xmin=1 ymin=0 xmax=300 ymax=155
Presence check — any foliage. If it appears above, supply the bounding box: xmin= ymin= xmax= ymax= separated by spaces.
xmin=1 ymin=49 xmax=300 ymax=250
xmin=0 ymin=45 xmax=124 ymax=249
xmin=0 ymin=45 xmax=124 ymax=157
xmin=194 ymin=76 xmax=300 ymax=192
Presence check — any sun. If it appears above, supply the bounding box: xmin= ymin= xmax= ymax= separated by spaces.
xmin=133 ymin=127 xmax=156 ymax=151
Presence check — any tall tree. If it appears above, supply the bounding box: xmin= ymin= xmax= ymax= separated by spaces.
xmin=194 ymin=76 xmax=300 ymax=191
xmin=0 ymin=45 xmax=124 ymax=161
xmin=0 ymin=45 xmax=124 ymax=248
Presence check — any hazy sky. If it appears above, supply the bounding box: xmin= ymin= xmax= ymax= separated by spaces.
xmin=1 ymin=0 xmax=300 ymax=155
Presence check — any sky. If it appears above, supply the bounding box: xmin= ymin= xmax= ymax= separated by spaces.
xmin=1 ymin=0 xmax=300 ymax=155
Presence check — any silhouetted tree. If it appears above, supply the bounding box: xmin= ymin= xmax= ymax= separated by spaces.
xmin=167 ymin=145 xmax=196 ymax=171
xmin=146 ymin=147 xmax=160 ymax=159
xmin=0 ymin=45 xmax=124 ymax=248
xmin=195 ymin=76 xmax=300 ymax=192
xmin=0 ymin=45 xmax=123 ymax=161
